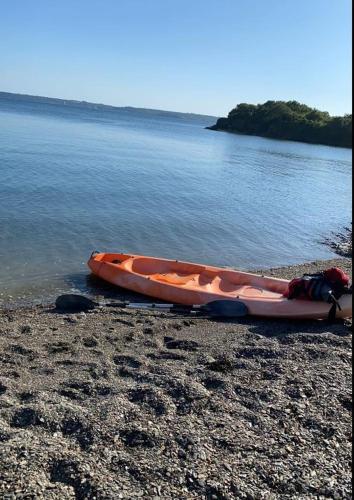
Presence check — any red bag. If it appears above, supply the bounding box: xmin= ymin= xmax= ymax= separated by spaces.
xmin=323 ymin=267 xmax=350 ymax=287
xmin=286 ymin=267 xmax=351 ymax=302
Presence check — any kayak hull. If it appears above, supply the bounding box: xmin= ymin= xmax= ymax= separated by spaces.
xmin=88 ymin=253 xmax=352 ymax=320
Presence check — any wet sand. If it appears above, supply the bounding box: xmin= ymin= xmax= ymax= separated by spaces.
xmin=0 ymin=257 xmax=352 ymax=498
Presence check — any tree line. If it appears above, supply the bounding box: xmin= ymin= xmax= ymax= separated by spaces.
xmin=207 ymin=101 xmax=352 ymax=148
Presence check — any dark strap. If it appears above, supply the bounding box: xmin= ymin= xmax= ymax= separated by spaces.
xmin=328 ymin=302 xmax=338 ymax=323
xmin=303 ymin=272 xmax=325 ymax=279
xmin=327 ymin=293 xmax=343 ymax=323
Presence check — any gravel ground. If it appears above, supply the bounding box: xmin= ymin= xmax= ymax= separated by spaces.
xmin=0 ymin=258 xmax=352 ymax=499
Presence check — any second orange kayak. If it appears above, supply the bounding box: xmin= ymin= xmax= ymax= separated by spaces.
xmin=87 ymin=252 xmax=352 ymax=320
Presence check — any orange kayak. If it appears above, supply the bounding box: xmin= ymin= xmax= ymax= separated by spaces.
xmin=88 ymin=252 xmax=352 ymax=320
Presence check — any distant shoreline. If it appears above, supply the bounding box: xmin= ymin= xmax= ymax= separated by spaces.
xmin=0 ymin=91 xmax=218 ymax=121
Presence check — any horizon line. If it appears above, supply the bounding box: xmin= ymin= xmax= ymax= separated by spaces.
xmin=0 ymin=90 xmax=220 ymax=119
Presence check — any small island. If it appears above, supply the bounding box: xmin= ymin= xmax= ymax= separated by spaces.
xmin=207 ymin=100 xmax=352 ymax=148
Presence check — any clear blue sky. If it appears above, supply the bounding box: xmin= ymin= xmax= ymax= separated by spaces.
xmin=0 ymin=0 xmax=352 ymax=116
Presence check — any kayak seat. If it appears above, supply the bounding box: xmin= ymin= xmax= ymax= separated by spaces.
xmin=151 ymin=273 xmax=199 ymax=285
xmin=236 ymin=285 xmax=282 ymax=299
xmin=217 ymin=278 xmax=282 ymax=298
xmin=117 ymin=257 xmax=135 ymax=271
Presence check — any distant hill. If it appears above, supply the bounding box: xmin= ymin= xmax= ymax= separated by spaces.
xmin=207 ymin=101 xmax=352 ymax=148
xmin=0 ymin=91 xmax=217 ymax=123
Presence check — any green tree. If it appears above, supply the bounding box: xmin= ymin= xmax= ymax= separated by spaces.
xmin=207 ymin=100 xmax=352 ymax=148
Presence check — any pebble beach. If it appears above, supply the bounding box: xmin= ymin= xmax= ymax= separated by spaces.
xmin=0 ymin=256 xmax=352 ymax=498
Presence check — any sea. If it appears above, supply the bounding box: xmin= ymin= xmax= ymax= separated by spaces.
xmin=0 ymin=92 xmax=352 ymax=306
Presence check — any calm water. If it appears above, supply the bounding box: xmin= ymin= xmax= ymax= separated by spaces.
xmin=0 ymin=94 xmax=352 ymax=305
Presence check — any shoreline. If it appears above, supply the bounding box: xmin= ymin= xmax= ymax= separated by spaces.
xmin=321 ymin=225 xmax=352 ymax=258
xmin=0 ymin=256 xmax=352 ymax=312
xmin=2 ymin=224 xmax=351 ymax=312
xmin=206 ymin=126 xmax=352 ymax=149
xmin=0 ymin=256 xmax=352 ymax=497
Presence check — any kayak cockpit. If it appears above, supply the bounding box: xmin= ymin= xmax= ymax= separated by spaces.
xmin=97 ymin=253 xmax=288 ymax=298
